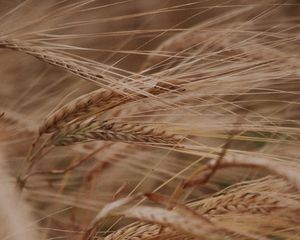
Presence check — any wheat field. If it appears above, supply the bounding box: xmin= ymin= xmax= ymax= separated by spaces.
xmin=0 ymin=1 xmax=300 ymax=239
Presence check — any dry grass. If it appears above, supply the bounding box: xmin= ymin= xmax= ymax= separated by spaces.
xmin=0 ymin=1 xmax=300 ymax=240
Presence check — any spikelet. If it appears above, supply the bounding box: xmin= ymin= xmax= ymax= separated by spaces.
xmin=103 ymin=223 xmax=173 ymax=240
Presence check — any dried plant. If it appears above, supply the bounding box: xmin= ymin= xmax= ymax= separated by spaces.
xmin=39 ymin=79 xmax=184 ymax=135
xmin=49 ymin=118 xmax=180 ymax=146
xmin=0 ymin=1 xmax=300 ymax=240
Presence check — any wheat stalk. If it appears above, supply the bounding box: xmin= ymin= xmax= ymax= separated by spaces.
xmin=182 ymin=152 xmax=300 ymax=192
xmin=210 ymin=153 xmax=300 ymax=191
xmin=0 ymin=151 xmax=40 ymax=240
xmin=88 ymin=195 xmax=222 ymax=240
xmin=118 ymin=206 xmax=222 ymax=239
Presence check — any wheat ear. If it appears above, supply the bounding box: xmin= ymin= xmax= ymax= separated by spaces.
xmin=0 ymin=39 xmax=107 ymax=85
xmin=49 ymin=118 xmax=180 ymax=146
xmin=39 ymin=89 xmax=126 ymax=134
xmin=39 ymin=78 xmax=184 ymax=135
xmin=196 ymin=192 xmax=297 ymax=215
